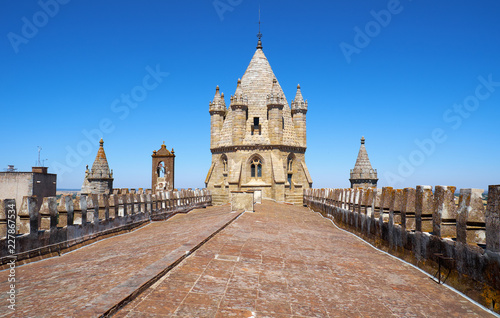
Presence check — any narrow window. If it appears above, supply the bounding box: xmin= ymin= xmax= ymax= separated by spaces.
xmin=221 ymin=155 xmax=228 ymax=172
xmin=252 ymin=117 xmax=261 ymax=135
xmin=288 ymin=173 xmax=292 ymax=185
xmin=251 ymin=158 xmax=262 ymax=178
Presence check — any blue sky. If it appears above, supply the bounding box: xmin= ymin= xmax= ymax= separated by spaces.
xmin=1 ymin=0 xmax=499 ymax=191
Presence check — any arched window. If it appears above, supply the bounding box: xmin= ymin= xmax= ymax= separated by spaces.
xmin=157 ymin=161 xmax=165 ymax=178
xmin=250 ymin=158 xmax=262 ymax=178
xmin=287 ymin=156 xmax=293 ymax=172
xmin=221 ymin=154 xmax=228 ymax=172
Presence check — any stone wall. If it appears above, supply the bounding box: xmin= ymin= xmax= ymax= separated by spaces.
xmin=0 ymin=188 xmax=211 ymax=267
xmin=304 ymin=185 xmax=500 ymax=313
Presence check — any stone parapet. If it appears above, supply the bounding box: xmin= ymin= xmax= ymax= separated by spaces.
xmin=0 ymin=188 xmax=212 ymax=264
xmin=303 ymin=185 xmax=500 ymax=313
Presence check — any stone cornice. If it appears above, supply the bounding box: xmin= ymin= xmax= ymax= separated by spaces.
xmin=230 ymin=104 xmax=248 ymax=111
xmin=211 ymin=144 xmax=306 ymax=154
xmin=291 ymin=109 xmax=307 ymax=115
xmin=209 ymin=109 xmax=226 ymax=116
xmin=267 ymin=104 xmax=284 ymax=110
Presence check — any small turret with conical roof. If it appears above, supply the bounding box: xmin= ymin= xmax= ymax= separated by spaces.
xmin=350 ymin=136 xmax=378 ymax=188
xmin=230 ymin=78 xmax=248 ymax=145
xmin=81 ymin=139 xmax=114 ymax=194
xmin=267 ymin=78 xmax=284 ymax=144
xmin=291 ymin=84 xmax=308 ymax=147
xmin=209 ymin=86 xmax=226 ymax=148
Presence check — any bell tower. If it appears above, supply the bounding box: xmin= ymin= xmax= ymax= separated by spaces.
xmin=152 ymin=142 xmax=175 ymax=194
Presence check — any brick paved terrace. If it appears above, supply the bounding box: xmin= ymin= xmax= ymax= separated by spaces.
xmin=1 ymin=201 xmax=496 ymax=317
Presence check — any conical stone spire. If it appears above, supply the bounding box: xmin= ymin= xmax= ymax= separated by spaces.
xmin=81 ymin=139 xmax=114 ymax=194
xmin=291 ymin=84 xmax=307 ymax=113
xmin=90 ymin=139 xmax=112 ymax=179
xmin=350 ymin=136 xmax=378 ymax=188
xmin=209 ymin=85 xmax=225 ymax=112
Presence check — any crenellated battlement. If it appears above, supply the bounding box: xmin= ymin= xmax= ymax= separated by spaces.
xmin=229 ymin=94 xmax=248 ymax=108
xmin=0 ymin=188 xmax=212 ymax=267
xmin=266 ymin=93 xmax=285 ymax=107
xmin=304 ymin=185 xmax=500 ymax=312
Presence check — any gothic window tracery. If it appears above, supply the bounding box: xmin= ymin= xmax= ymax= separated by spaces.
xmin=250 ymin=158 xmax=262 ymax=178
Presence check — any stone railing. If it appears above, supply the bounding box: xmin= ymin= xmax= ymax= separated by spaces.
xmin=0 ymin=188 xmax=211 ymax=266
xmin=304 ymin=185 xmax=500 ymax=313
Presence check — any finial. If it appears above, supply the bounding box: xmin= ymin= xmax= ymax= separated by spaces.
xmin=99 ymin=138 xmax=104 ymax=146
xmin=237 ymin=78 xmax=241 ymax=86
xmin=221 ymin=92 xmax=224 ymax=98
xmin=256 ymin=6 xmax=263 ymax=49
xmin=171 ymin=148 xmax=175 ymax=154
xmin=361 ymin=136 xmax=365 ymax=144
xmin=297 ymin=84 xmax=301 ymax=89
xmin=216 ymin=85 xmax=219 ymax=93
xmin=163 ymin=140 xmax=165 ymax=145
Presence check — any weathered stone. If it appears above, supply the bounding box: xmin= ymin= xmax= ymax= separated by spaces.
xmin=73 ymin=195 xmax=87 ymax=224
xmin=87 ymin=194 xmax=99 ymax=224
xmin=416 ymin=185 xmax=433 ymax=232
xmin=457 ymin=188 xmax=485 ymax=245
xmin=57 ymin=195 xmax=74 ymax=227
xmin=486 ymin=185 xmax=500 ymax=252
xmin=402 ymin=188 xmax=416 ymax=231
xmin=433 ymin=185 xmax=457 ymax=238
xmin=0 ymin=200 xmax=7 ymax=238
xmin=393 ymin=189 xmax=404 ymax=224
xmin=230 ymin=191 xmax=254 ymax=212
xmin=98 ymin=194 xmax=109 ymax=220
xmin=39 ymin=197 xmax=57 ymax=231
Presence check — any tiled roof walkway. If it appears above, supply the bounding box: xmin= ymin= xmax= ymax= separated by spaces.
xmin=1 ymin=201 xmax=495 ymax=317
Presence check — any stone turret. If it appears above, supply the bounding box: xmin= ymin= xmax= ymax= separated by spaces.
xmin=209 ymin=86 xmax=226 ymax=149
xmin=230 ymin=79 xmax=248 ymax=145
xmin=266 ymin=78 xmax=284 ymax=144
xmin=81 ymin=139 xmax=114 ymax=194
xmin=291 ymin=84 xmax=308 ymax=147
xmin=350 ymin=136 xmax=378 ymax=188
xmin=205 ymin=33 xmax=313 ymax=205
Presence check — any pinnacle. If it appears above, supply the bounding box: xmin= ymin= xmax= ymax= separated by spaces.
xmin=353 ymin=137 xmax=373 ymax=171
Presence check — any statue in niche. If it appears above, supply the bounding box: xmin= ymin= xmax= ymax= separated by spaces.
xmin=157 ymin=161 xmax=166 ymax=178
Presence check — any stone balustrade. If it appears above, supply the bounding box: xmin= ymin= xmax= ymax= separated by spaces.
xmin=304 ymin=185 xmax=500 ymax=311
xmin=0 ymin=188 xmax=211 ymax=264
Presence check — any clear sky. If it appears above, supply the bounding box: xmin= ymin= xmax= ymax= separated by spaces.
xmin=1 ymin=0 xmax=499 ymax=191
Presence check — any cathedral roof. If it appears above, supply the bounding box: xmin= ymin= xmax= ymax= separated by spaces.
xmin=217 ymin=46 xmax=299 ymax=147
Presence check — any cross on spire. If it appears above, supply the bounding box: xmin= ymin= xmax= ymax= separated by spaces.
xmin=256 ymin=6 xmax=263 ymax=49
